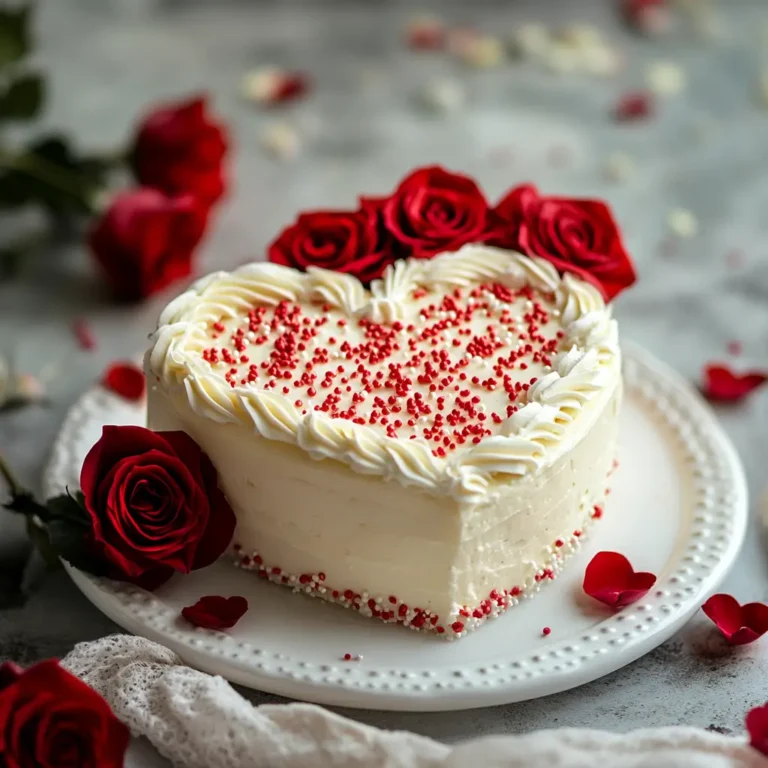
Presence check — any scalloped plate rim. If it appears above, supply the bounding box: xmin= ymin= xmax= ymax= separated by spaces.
xmin=46 ymin=341 xmax=748 ymax=711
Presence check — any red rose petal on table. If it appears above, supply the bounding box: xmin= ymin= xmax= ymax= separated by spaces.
xmin=746 ymin=703 xmax=768 ymax=756
xmin=244 ymin=68 xmax=309 ymax=106
xmin=270 ymin=73 xmax=309 ymax=104
xmin=621 ymin=0 xmax=670 ymax=35
xmin=72 ymin=318 xmax=96 ymax=350
xmin=701 ymin=364 xmax=768 ymax=402
xmin=614 ymin=91 xmax=654 ymax=122
xmin=182 ymin=595 xmax=248 ymax=630
xmin=702 ymin=594 xmax=768 ymax=645
xmin=405 ymin=17 xmax=445 ymax=50
xmin=102 ymin=362 xmax=146 ymax=401
xmin=583 ymin=551 xmax=657 ymax=608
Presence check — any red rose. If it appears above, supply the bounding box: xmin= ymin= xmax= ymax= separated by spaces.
xmin=89 ymin=188 xmax=207 ymax=302
xmin=382 ymin=166 xmax=491 ymax=259
xmin=489 ymin=184 xmax=637 ymax=301
xmin=130 ymin=95 xmax=229 ymax=206
xmin=268 ymin=204 xmax=396 ymax=284
xmin=0 ymin=659 xmax=129 ymax=768
xmin=79 ymin=425 xmax=235 ymax=589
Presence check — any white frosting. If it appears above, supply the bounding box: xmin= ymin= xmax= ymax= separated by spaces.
xmin=147 ymin=245 xmax=620 ymax=503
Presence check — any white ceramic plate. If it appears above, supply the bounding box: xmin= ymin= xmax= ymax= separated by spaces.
xmin=44 ymin=343 xmax=747 ymax=712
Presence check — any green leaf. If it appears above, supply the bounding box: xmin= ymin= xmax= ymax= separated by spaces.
xmin=0 ymin=72 xmax=44 ymax=120
xmin=46 ymin=492 xmax=90 ymax=528
xmin=3 ymin=490 xmax=48 ymax=520
xmin=26 ymin=516 xmax=60 ymax=569
xmin=0 ymin=231 xmax=45 ymax=281
xmin=0 ymin=6 xmax=31 ymax=70
xmin=47 ymin=517 xmax=110 ymax=577
xmin=0 ymin=135 xmax=109 ymax=215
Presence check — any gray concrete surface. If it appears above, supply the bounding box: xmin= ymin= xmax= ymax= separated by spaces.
xmin=1 ymin=0 xmax=768 ymax=759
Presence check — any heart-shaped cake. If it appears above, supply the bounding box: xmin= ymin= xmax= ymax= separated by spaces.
xmin=147 ymin=244 xmax=621 ymax=638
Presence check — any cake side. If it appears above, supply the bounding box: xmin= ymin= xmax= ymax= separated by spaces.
xmin=146 ymin=374 xmax=620 ymax=638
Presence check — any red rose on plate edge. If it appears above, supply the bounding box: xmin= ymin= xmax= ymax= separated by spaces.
xmin=383 ymin=165 xmax=492 ymax=259
xmin=0 ymin=659 xmax=129 ymax=768
xmin=89 ymin=188 xmax=207 ymax=302
xmin=269 ymin=203 xmax=396 ymax=284
xmin=130 ymin=95 xmax=229 ymax=207
xmin=488 ymin=184 xmax=637 ymax=301
xmin=75 ymin=425 xmax=235 ymax=589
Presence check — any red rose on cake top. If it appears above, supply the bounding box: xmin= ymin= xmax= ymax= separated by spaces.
xmin=269 ymin=202 xmax=396 ymax=285
xmin=267 ymin=166 xmax=637 ymax=302
xmin=487 ymin=183 xmax=637 ymax=301
xmin=382 ymin=166 xmax=492 ymax=258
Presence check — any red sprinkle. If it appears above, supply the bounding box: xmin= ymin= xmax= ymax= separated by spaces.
xmin=542 ymin=626 xmax=551 ymax=636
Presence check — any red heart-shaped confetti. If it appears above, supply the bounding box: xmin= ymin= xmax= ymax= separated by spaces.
xmin=701 ymin=364 xmax=768 ymax=403
xmin=102 ymin=362 xmax=146 ymax=401
xmin=701 ymin=594 xmax=768 ymax=645
xmin=181 ymin=595 xmax=248 ymax=630
xmin=746 ymin=703 xmax=768 ymax=757
xmin=583 ymin=551 xmax=657 ymax=609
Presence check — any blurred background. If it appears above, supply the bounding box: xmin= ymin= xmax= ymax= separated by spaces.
xmin=1 ymin=0 xmax=767 ymax=745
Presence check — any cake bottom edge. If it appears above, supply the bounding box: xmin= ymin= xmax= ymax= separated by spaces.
xmin=230 ymin=487 xmax=613 ymax=641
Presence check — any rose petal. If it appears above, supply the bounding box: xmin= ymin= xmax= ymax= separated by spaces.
xmin=622 ymin=0 xmax=670 ymax=35
xmin=405 ymin=17 xmax=445 ymax=51
xmin=702 ymin=594 xmax=768 ymax=645
xmin=181 ymin=595 xmax=248 ymax=630
xmin=583 ymin=551 xmax=657 ymax=608
xmin=242 ymin=68 xmax=309 ymax=106
xmin=701 ymin=365 xmax=768 ymax=403
xmin=614 ymin=91 xmax=655 ymax=122
xmin=746 ymin=703 xmax=768 ymax=757
xmin=72 ymin=318 xmax=96 ymax=350
xmin=102 ymin=362 xmax=146 ymax=401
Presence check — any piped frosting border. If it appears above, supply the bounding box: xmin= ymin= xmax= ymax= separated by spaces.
xmin=147 ymin=245 xmax=620 ymax=502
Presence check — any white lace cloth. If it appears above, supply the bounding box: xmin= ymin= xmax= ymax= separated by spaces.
xmin=62 ymin=635 xmax=762 ymax=768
